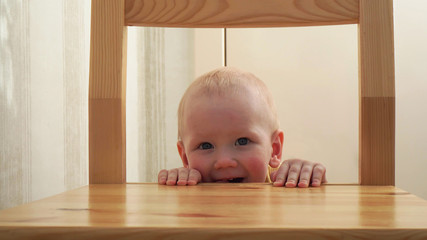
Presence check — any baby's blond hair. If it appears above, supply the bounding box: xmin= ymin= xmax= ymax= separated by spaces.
xmin=177 ymin=67 xmax=279 ymax=140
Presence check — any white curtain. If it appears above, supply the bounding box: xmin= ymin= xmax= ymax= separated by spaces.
xmin=0 ymin=0 xmax=195 ymax=209
xmin=126 ymin=27 xmax=195 ymax=182
xmin=1 ymin=0 xmax=32 ymax=210
xmin=0 ymin=0 xmax=90 ymax=209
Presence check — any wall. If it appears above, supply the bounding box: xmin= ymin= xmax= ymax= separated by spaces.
xmin=394 ymin=0 xmax=427 ymax=199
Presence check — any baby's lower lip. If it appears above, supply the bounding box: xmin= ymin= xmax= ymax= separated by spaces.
xmin=215 ymin=180 xmax=229 ymax=183
xmin=215 ymin=178 xmax=245 ymax=183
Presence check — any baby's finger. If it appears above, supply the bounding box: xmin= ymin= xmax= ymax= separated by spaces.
xmin=298 ymin=163 xmax=314 ymax=188
xmin=273 ymin=162 xmax=289 ymax=187
xmin=177 ymin=168 xmax=190 ymax=186
xmin=311 ymin=164 xmax=327 ymax=187
xmin=270 ymin=170 xmax=278 ymax=183
xmin=158 ymin=169 xmax=168 ymax=185
xmin=285 ymin=162 xmax=303 ymax=188
xmin=166 ymin=168 xmax=179 ymax=185
xmin=188 ymin=169 xmax=202 ymax=185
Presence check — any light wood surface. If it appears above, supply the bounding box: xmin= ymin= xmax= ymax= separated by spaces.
xmin=89 ymin=0 xmax=127 ymax=183
xmin=358 ymin=0 xmax=395 ymax=185
xmin=0 ymin=183 xmax=426 ymax=239
xmin=125 ymin=0 xmax=359 ymax=28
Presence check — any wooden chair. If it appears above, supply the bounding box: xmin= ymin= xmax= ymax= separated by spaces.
xmin=2 ymin=0 xmax=427 ymax=239
xmin=89 ymin=0 xmax=394 ymax=186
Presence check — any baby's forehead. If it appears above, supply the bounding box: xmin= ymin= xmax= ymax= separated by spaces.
xmin=188 ymin=80 xmax=262 ymax=99
xmin=182 ymin=94 xmax=274 ymax=137
xmin=177 ymin=68 xmax=280 ymax=139
xmin=184 ymin=81 xmax=273 ymax=118
xmin=184 ymin=89 xmax=272 ymax=126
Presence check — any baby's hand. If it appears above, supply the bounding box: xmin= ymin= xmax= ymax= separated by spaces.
xmin=271 ymin=159 xmax=327 ymax=188
xmin=158 ymin=167 xmax=202 ymax=186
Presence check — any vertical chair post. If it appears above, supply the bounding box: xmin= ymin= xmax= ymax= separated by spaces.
xmin=89 ymin=0 xmax=127 ymax=183
xmin=358 ymin=0 xmax=395 ymax=185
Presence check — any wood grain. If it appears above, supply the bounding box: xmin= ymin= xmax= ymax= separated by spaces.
xmin=0 ymin=184 xmax=426 ymax=239
xmin=358 ymin=0 xmax=395 ymax=185
xmin=125 ymin=0 xmax=359 ymax=28
xmin=358 ymin=0 xmax=395 ymax=98
xmin=89 ymin=0 xmax=127 ymax=99
xmin=89 ymin=99 xmax=126 ymax=184
xmin=89 ymin=0 xmax=127 ymax=183
xmin=360 ymin=97 xmax=395 ymax=185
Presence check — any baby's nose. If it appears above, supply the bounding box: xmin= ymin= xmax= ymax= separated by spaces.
xmin=214 ymin=153 xmax=238 ymax=169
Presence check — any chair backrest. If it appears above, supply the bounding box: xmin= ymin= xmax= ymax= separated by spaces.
xmin=88 ymin=0 xmax=395 ymax=185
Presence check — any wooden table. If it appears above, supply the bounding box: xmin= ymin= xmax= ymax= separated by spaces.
xmin=1 ymin=183 xmax=427 ymax=239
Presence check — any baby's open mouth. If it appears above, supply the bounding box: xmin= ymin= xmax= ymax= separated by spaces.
xmin=216 ymin=177 xmax=244 ymax=183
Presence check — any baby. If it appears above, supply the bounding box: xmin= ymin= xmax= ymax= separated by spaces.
xmin=158 ymin=67 xmax=326 ymax=187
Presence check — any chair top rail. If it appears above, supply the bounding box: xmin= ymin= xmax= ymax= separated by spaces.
xmin=125 ymin=0 xmax=359 ymax=28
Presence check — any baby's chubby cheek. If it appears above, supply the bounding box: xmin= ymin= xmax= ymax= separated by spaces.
xmin=186 ymin=159 xmax=211 ymax=180
xmin=245 ymin=157 xmax=269 ymax=182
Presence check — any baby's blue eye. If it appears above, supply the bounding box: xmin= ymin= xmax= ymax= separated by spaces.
xmin=236 ymin=138 xmax=250 ymax=146
xmin=199 ymin=142 xmax=213 ymax=150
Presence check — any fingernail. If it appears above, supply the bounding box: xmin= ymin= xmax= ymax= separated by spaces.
xmin=312 ymin=180 xmax=320 ymax=186
xmin=273 ymin=180 xmax=283 ymax=187
xmin=298 ymin=180 xmax=308 ymax=188
xmin=177 ymin=180 xmax=187 ymax=186
xmin=166 ymin=181 xmax=175 ymax=186
xmin=285 ymin=181 xmax=296 ymax=187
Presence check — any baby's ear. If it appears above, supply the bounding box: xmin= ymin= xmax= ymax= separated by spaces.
xmin=269 ymin=130 xmax=284 ymax=168
xmin=177 ymin=141 xmax=189 ymax=168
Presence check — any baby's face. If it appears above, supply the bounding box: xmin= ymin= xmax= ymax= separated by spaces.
xmin=178 ymin=88 xmax=274 ymax=183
